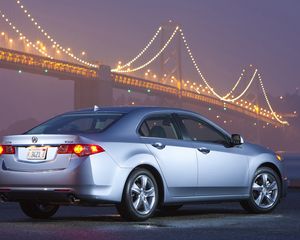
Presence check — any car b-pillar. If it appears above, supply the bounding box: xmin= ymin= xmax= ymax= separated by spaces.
xmin=74 ymin=65 xmax=113 ymax=109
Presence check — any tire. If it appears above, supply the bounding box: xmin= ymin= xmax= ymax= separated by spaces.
xmin=20 ymin=201 xmax=59 ymax=219
xmin=240 ymin=167 xmax=281 ymax=213
xmin=160 ymin=204 xmax=183 ymax=212
xmin=117 ymin=168 xmax=159 ymax=221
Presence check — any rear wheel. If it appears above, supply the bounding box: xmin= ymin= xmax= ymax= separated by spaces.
xmin=20 ymin=202 xmax=59 ymax=219
xmin=240 ymin=167 xmax=281 ymax=213
xmin=117 ymin=168 xmax=158 ymax=221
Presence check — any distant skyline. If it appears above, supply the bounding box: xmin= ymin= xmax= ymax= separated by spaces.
xmin=0 ymin=0 xmax=299 ymax=131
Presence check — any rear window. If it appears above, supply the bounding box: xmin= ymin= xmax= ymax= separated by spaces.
xmin=25 ymin=113 xmax=123 ymax=134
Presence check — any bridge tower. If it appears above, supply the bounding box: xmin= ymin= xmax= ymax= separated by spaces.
xmin=74 ymin=65 xmax=113 ymax=109
xmin=159 ymin=20 xmax=182 ymax=98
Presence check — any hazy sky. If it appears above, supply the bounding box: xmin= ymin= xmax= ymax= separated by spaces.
xmin=0 ymin=0 xmax=299 ymax=130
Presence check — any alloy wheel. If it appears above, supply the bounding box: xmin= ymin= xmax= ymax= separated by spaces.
xmin=252 ymin=173 xmax=278 ymax=209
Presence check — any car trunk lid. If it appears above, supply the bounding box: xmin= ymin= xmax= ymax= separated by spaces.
xmin=1 ymin=134 xmax=81 ymax=172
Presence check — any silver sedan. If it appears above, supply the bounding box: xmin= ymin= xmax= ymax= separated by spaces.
xmin=0 ymin=106 xmax=287 ymax=221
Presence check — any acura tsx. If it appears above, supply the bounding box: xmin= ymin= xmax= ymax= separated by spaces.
xmin=0 ymin=106 xmax=287 ymax=221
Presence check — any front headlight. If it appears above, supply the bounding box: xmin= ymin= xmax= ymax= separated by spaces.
xmin=276 ymin=154 xmax=282 ymax=161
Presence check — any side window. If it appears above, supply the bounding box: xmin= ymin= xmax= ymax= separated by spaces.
xmin=180 ymin=116 xmax=227 ymax=144
xmin=139 ymin=115 xmax=179 ymax=139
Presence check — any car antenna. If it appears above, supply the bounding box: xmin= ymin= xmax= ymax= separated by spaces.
xmin=93 ymin=105 xmax=100 ymax=112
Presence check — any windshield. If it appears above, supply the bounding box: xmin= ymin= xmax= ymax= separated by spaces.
xmin=25 ymin=113 xmax=123 ymax=134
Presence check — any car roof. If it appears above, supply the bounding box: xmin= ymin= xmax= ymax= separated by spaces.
xmin=64 ymin=106 xmax=195 ymax=115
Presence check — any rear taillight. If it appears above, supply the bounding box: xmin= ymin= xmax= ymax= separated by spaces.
xmin=0 ymin=145 xmax=15 ymax=155
xmin=57 ymin=144 xmax=104 ymax=157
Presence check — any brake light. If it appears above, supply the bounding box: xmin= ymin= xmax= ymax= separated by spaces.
xmin=0 ymin=145 xmax=15 ymax=155
xmin=57 ymin=144 xmax=104 ymax=157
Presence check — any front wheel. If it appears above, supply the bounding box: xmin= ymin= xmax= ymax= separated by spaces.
xmin=240 ymin=167 xmax=281 ymax=213
xmin=20 ymin=201 xmax=59 ymax=219
xmin=117 ymin=168 xmax=159 ymax=221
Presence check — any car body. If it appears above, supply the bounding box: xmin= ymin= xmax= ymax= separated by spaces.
xmin=0 ymin=106 xmax=288 ymax=220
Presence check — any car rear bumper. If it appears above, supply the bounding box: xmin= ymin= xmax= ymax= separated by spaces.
xmin=0 ymin=188 xmax=119 ymax=205
xmin=0 ymin=153 xmax=131 ymax=203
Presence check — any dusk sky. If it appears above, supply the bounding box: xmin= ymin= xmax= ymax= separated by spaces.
xmin=0 ymin=0 xmax=299 ymax=131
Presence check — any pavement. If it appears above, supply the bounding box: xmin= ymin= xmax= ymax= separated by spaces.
xmin=0 ymin=188 xmax=300 ymax=240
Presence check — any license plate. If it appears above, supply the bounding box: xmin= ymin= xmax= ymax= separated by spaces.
xmin=27 ymin=147 xmax=48 ymax=160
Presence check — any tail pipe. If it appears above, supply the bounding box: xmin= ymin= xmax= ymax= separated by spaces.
xmin=0 ymin=193 xmax=8 ymax=203
xmin=68 ymin=194 xmax=80 ymax=204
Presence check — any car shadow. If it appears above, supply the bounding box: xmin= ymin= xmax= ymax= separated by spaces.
xmin=0 ymin=205 xmax=250 ymax=224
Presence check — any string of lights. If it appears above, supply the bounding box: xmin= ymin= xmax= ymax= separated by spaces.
xmin=15 ymin=0 xmax=97 ymax=68
xmin=112 ymin=26 xmax=179 ymax=73
xmin=115 ymin=26 xmax=162 ymax=71
xmin=179 ymin=27 xmax=257 ymax=102
xmin=257 ymin=72 xmax=289 ymax=125
xmin=0 ymin=9 xmax=52 ymax=58
xmin=221 ymin=69 xmax=257 ymax=102
xmin=178 ymin=27 xmax=288 ymax=125
xmin=222 ymin=69 xmax=246 ymax=99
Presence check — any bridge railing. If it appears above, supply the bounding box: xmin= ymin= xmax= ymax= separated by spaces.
xmin=0 ymin=47 xmax=97 ymax=79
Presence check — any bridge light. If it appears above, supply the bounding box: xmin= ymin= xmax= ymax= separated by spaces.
xmin=131 ymin=102 xmax=135 ymax=105
xmin=208 ymin=107 xmax=212 ymax=111
xmin=67 ymin=48 xmax=71 ymax=52
xmin=1 ymin=32 xmax=4 ymax=36
xmin=44 ymin=69 xmax=48 ymax=73
xmin=81 ymin=51 xmax=86 ymax=56
xmin=9 ymin=38 xmax=13 ymax=43
xmin=127 ymin=89 xmax=131 ymax=93
xmin=18 ymin=70 xmax=22 ymax=74
xmin=147 ymin=89 xmax=151 ymax=93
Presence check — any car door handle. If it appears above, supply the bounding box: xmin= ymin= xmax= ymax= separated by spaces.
xmin=197 ymin=147 xmax=210 ymax=154
xmin=152 ymin=142 xmax=166 ymax=150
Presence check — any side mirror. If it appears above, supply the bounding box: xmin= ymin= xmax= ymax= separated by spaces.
xmin=231 ymin=134 xmax=244 ymax=146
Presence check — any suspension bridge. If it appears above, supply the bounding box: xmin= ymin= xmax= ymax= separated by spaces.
xmin=0 ymin=0 xmax=293 ymax=129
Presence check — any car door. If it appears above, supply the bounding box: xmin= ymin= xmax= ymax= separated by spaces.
xmin=138 ymin=114 xmax=198 ymax=197
xmin=176 ymin=114 xmax=249 ymax=197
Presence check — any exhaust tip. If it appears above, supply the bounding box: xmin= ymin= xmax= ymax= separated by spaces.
xmin=68 ymin=194 xmax=80 ymax=204
xmin=0 ymin=193 xmax=8 ymax=203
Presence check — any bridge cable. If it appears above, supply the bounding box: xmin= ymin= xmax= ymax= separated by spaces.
xmin=14 ymin=0 xmax=97 ymax=68
xmin=179 ymin=27 xmax=288 ymax=125
xmin=114 ymin=26 xmax=162 ymax=71
xmin=112 ymin=26 xmax=179 ymax=73
xmin=257 ymin=72 xmax=289 ymax=125
xmin=0 ymin=9 xmax=52 ymax=59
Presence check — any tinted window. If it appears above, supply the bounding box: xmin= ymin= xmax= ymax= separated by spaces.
xmin=139 ymin=115 xmax=179 ymax=139
xmin=180 ymin=116 xmax=227 ymax=144
xmin=26 ymin=113 xmax=123 ymax=134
